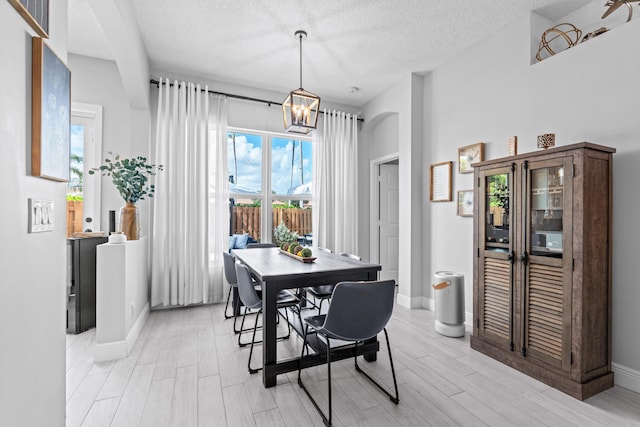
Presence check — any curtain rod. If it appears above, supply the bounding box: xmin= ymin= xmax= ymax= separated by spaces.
xmin=149 ymin=78 xmax=363 ymax=122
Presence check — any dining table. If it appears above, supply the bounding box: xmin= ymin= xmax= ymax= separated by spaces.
xmin=232 ymin=247 xmax=382 ymax=388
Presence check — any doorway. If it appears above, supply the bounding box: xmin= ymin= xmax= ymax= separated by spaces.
xmin=67 ymin=103 xmax=103 ymax=235
xmin=370 ymin=155 xmax=399 ymax=284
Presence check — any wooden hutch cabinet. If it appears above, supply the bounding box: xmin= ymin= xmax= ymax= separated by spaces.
xmin=470 ymin=142 xmax=615 ymax=400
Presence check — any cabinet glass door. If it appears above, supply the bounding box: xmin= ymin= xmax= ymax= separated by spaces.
xmin=530 ymin=166 xmax=564 ymax=257
xmin=522 ymin=158 xmax=573 ymax=371
xmin=485 ymin=172 xmax=511 ymax=251
xmin=476 ymin=166 xmax=515 ymax=352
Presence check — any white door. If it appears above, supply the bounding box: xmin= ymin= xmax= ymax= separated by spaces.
xmin=379 ymin=163 xmax=399 ymax=283
xmin=70 ymin=103 xmax=103 ymax=232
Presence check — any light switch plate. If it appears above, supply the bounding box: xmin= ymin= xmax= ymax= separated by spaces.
xmin=28 ymin=199 xmax=54 ymax=233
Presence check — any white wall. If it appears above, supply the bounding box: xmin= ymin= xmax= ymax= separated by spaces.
xmin=0 ymin=1 xmax=68 ymax=425
xmin=361 ymin=75 xmax=425 ymax=308
xmin=425 ymin=14 xmax=640 ymax=377
xmin=68 ymin=54 xmax=132 ymax=232
xmin=361 ymin=7 xmax=640 ymax=388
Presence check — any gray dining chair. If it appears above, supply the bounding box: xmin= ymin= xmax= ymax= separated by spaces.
xmin=235 ymin=260 xmax=301 ymax=374
xmin=297 ymin=279 xmax=399 ymax=426
xmin=305 ymin=251 xmax=360 ymax=314
xmin=223 ymin=252 xmax=240 ymax=321
xmin=304 ymin=247 xmax=335 ymax=313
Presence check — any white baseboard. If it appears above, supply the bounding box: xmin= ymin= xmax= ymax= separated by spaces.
xmin=94 ymin=303 xmax=149 ymax=362
xmin=397 ymin=293 xmax=424 ymax=309
xmin=94 ymin=340 xmax=128 ymax=362
xmin=613 ymin=363 xmax=640 ymax=394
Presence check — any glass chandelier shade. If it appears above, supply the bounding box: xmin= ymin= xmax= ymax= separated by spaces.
xmin=283 ymin=30 xmax=320 ymax=134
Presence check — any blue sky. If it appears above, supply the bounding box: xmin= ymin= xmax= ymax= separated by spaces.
xmin=70 ymin=125 xmax=83 ymax=158
xmin=227 ymin=132 xmax=312 ymax=195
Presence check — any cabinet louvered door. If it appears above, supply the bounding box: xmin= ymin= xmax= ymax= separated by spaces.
xmin=476 ymin=166 xmax=515 ymax=351
xmin=479 ymin=256 xmax=513 ymax=349
xmin=521 ymin=157 xmax=573 ymax=371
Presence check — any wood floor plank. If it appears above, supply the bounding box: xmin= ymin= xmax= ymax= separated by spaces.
xmin=65 ymin=372 xmax=110 ymax=427
xmin=96 ymin=356 xmax=138 ymax=400
xmin=222 ymin=383 xmax=257 ymax=427
xmin=270 ymin=381 xmax=327 ymax=427
xmin=169 ymin=365 xmax=199 ymax=426
xmin=80 ymin=396 xmax=120 ymax=427
xmin=253 ymin=408 xmax=285 ymax=427
xmin=152 ymin=330 xmax=181 ymax=381
xmin=139 ymin=377 xmax=175 ymax=427
xmin=177 ymin=329 xmax=199 ymax=368
xmin=216 ymin=332 xmax=244 ymax=388
xmin=110 ymin=363 xmax=155 ymax=427
xmin=197 ymin=375 xmax=226 ymax=427
xmin=197 ymin=327 xmax=219 ymax=378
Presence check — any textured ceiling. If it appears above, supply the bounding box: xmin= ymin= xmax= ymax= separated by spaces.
xmin=68 ymin=0 xmax=593 ymax=107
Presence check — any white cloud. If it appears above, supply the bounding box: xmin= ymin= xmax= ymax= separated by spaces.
xmin=228 ymin=133 xmax=312 ymax=196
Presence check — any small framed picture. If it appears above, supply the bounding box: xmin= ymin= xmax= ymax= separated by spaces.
xmin=7 ymin=0 xmax=49 ymax=38
xmin=457 ymin=190 xmax=474 ymax=217
xmin=508 ymin=136 xmax=518 ymax=156
xmin=458 ymin=142 xmax=485 ymax=173
xmin=429 ymin=161 xmax=452 ymax=202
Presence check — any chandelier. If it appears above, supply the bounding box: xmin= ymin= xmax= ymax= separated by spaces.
xmin=282 ymin=30 xmax=320 ymax=134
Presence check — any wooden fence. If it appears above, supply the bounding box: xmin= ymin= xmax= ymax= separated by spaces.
xmin=67 ymin=202 xmax=311 ymax=242
xmin=67 ymin=200 xmax=83 ymax=237
xmin=231 ymin=206 xmax=312 ymax=241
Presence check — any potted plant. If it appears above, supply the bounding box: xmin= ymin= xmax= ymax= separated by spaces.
xmin=490 ymin=181 xmax=509 ymax=227
xmin=89 ymin=153 xmax=163 ymax=240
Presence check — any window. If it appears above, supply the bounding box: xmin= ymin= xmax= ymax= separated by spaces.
xmin=227 ymin=130 xmax=312 ymax=244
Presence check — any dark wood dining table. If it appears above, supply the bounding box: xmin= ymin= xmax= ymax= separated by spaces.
xmin=232 ymin=247 xmax=382 ymax=388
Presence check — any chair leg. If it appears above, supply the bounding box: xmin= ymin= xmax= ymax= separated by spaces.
xmin=282 ymin=307 xmax=291 ymax=340
xmin=326 ymin=337 xmax=333 ymax=426
xmin=353 ymin=328 xmax=399 ymax=404
xmin=248 ymin=309 xmax=262 ymax=374
xmin=298 ymin=327 xmax=333 ymax=427
xmin=223 ymin=286 xmax=233 ymax=319
xmin=238 ymin=308 xmax=250 ymax=347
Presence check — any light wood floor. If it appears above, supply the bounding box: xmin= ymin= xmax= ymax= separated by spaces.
xmin=66 ymin=303 xmax=640 ymax=427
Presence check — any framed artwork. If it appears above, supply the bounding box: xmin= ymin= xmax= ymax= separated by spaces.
xmin=32 ymin=37 xmax=70 ymax=182
xmin=457 ymin=190 xmax=474 ymax=217
xmin=429 ymin=161 xmax=452 ymax=202
xmin=458 ymin=142 xmax=485 ymax=173
xmin=7 ymin=0 xmax=49 ymax=38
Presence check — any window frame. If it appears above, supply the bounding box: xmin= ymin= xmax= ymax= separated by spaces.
xmin=227 ymin=127 xmax=312 ymax=243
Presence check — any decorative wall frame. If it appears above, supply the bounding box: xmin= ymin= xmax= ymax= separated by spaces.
xmin=457 ymin=190 xmax=474 ymax=217
xmin=7 ymin=0 xmax=49 ymax=38
xmin=458 ymin=142 xmax=485 ymax=174
xmin=429 ymin=161 xmax=452 ymax=202
xmin=32 ymin=37 xmax=70 ymax=182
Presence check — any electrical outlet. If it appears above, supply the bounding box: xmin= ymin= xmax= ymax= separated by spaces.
xmin=28 ymin=199 xmax=54 ymax=233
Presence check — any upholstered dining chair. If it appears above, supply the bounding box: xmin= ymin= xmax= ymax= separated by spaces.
xmin=305 ymin=251 xmax=361 ymax=314
xmin=303 ymin=247 xmax=336 ymax=313
xmin=222 ymin=252 xmax=243 ymax=332
xmin=297 ymin=279 xmax=399 ymax=426
xmin=235 ymin=260 xmax=301 ymax=374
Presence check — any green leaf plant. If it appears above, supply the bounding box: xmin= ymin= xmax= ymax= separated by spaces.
xmin=89 ymin=152 xmax=163 ymax=203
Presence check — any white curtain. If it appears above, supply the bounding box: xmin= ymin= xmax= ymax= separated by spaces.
xmin=312 ymin=109 xmax=358 ymax=255
xmin=151 ymin=78 xmax=228 ymax=307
